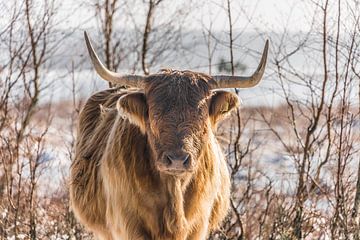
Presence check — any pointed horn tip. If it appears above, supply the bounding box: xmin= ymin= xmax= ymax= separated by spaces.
xmin=263 ymin=39 xmax=269 ymax=58
xmin=84 ymin=31 xmax=88 ymax=40
xmin=263 ymin=39 xmax=269 ymax=56
xmin=265 ymin=39 xmax=269 ymax=47
xmin=257 ymin=39 xmax=269 ymax=71
xmin=84 ymin=31 xmax=91 ymax=46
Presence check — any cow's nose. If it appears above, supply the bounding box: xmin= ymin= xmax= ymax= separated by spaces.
xmin=166 ymin=153 xmax=190 ymax=167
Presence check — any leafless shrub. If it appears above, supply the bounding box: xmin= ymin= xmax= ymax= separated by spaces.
xmin=1 ymin=0 xmax=359 ymax=239
xmin=204 ymin=0 xmax=360 ymax=239
xmin=0 ymin=0 xmax=88 ymax=238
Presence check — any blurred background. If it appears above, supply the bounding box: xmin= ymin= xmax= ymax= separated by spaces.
xmin=0 ymin=0 xmax=359 ymax=239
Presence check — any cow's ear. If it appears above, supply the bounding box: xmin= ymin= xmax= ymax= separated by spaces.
xmin=116 ymin=92 xmax=147 ymax=134
xmin=209 ymin=90 xmax=239 ymax=124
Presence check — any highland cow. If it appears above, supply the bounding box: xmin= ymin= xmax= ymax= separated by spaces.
xmin=70 ymin=32 xmax=268 ymax=240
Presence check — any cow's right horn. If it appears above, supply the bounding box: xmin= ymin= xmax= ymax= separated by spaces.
xmin=84 ymin=31 xmax=145 ymax=88
xmin=210 ymin=40 xmax=269 ymax=89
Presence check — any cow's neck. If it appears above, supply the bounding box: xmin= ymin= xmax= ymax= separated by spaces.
xmin=161 ymin=176 xmax=188 ymax=236
xmin=159 ymin=148 xmax=211 ymax=238
xmin=143 ymin=135 xmax=215 ymax=237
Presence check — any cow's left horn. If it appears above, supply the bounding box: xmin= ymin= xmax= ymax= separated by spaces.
xmin=211 ymin=40 xmax=269 ymax=89
xmin=84 ymin=31 xmax=146 ymax=88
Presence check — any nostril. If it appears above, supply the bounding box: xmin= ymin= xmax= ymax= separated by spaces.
xmin=183 ymin=154 xmax=190 ymax=166
xmin=166 ymin=155 xmax=173 ymax=165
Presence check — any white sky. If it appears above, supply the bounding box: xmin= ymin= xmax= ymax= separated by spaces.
xmin=197 ymin=0 xmax=315 ymax=32
xmin=58 ymin=0 xmax=319 ymax=33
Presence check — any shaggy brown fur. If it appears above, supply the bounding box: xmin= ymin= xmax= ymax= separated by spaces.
xmin=70 ymin=70 xmax=239 ymax=240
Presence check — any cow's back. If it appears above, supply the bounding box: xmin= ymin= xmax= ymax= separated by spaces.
xmin=70 ymin=87 xmax=125 ymax=234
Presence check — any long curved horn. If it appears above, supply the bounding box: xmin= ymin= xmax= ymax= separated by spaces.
xmin=211 ymin=40 xmax=269 ymax=89
xmin=84 ymin=31 xmax=146 ymax=88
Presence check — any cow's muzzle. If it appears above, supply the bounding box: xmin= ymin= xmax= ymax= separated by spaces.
xmin=157 ymin=151 xmax=193 ymax=175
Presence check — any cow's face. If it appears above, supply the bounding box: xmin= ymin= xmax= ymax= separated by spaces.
xmin=117 ymin=70 xmax=239 ymax=176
